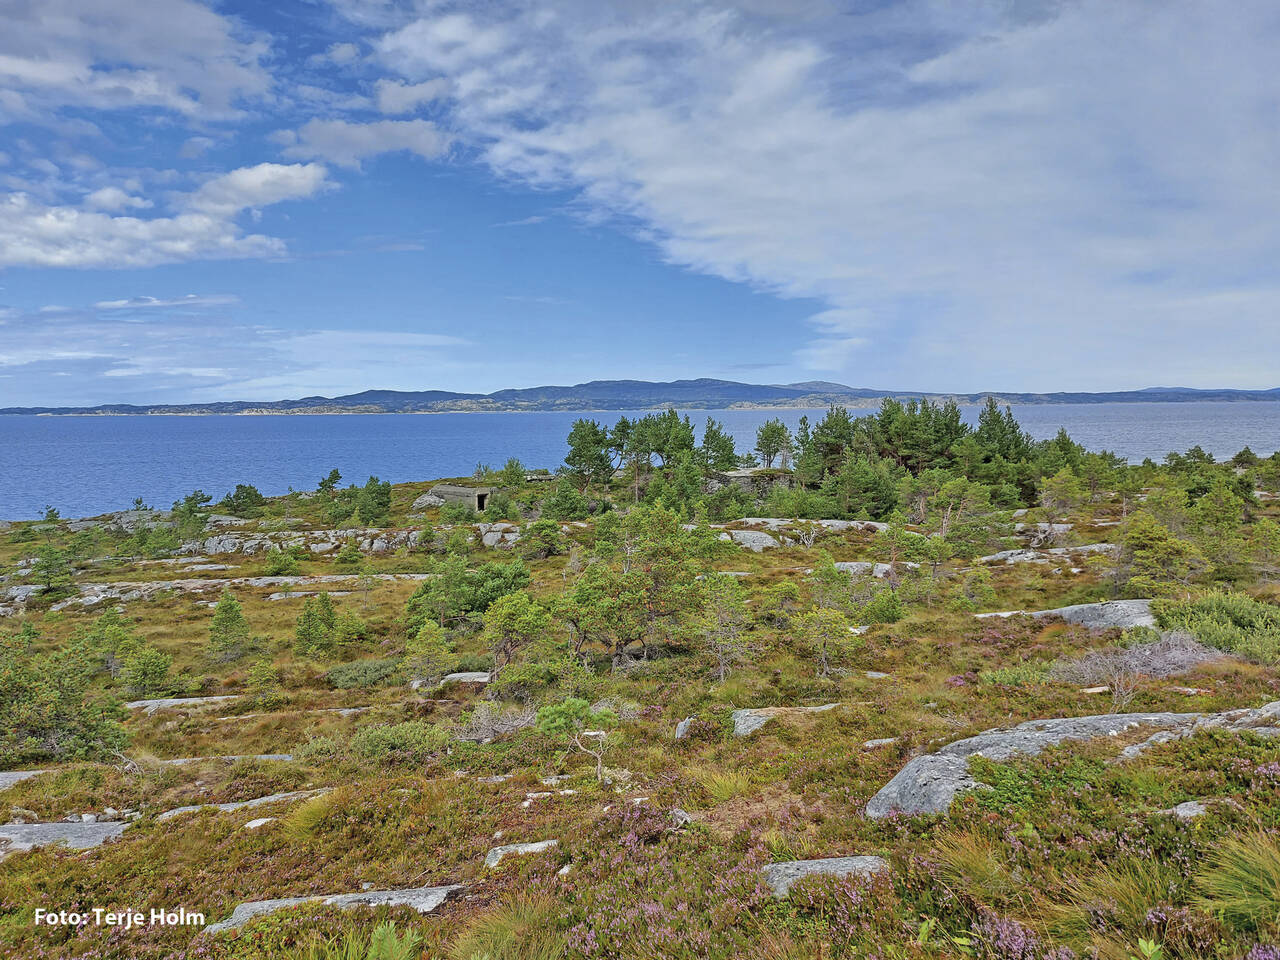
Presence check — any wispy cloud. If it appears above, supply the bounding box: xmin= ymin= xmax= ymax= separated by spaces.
xmin=503 ymin=294 xmax=569 ymax=304
xmin=493 ymin=215 xmax=546 ymax=227
xmin=0 ymin=304 xmax=472 ymax=405
xmin=274 ymin=119 xmax=451 ymax=169
xmin=0 ymin=164 xmax=330 ymax=269
xmin=94 ymin=294 xmax=240 ymax=311
xmin=346 ymin=0 xmax=1280 ymax=391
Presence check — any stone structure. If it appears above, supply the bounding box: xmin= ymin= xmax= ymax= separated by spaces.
xmin=428 ymin=484 xmax=496 ymax=512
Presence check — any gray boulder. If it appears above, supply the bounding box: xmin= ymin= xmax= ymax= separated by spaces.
xmin=1164 ymin=800 xmax=1208 ymax=820
xmin=761 ymin=855 xmax=889 ymax=897
xmin=484 ymin=839 xmax=558 ymax=868
xmin=866 ymin=710 xmax=1202 ymax=818
xmin=440 ymin=671 xmax=491 ymax=686
xmin=866 ymin=699 xmax=1280 ymax=818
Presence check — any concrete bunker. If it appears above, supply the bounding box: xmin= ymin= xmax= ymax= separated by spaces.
xmin=429 ymin=484 xmax=496 ymax=513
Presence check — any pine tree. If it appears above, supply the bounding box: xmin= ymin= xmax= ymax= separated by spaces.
xmin=295 ymin=596 xmax=334 ymax=658
xmin=208 ymin=590 xmax=251 ymax=662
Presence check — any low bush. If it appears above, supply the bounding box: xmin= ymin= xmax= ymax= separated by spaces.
xmin=326 ymin=658 xmax=400 ymax=689
xmin=1154 ymin=591 xmax=1280 ymax=664
xmin=349 ymin=720 xmax=450 ymax=764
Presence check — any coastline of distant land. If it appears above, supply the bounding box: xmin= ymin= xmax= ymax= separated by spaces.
xmin=3 ymin=378 xmax=1278 ymax=416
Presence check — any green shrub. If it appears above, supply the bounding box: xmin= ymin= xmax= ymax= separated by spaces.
xmin=1154 ymin=591 xmax=1280 ymax=663
xmin=219 ymin=483 xmax=266 ymax=518
xmin=122 ymin=644 xmax=172 ymax=696
xmin=520 ymin=518 xmax=566 ymax=559
xmin=439 ymin=501 xmax=476 ymax=523
xmin=349 ymin=720 xmax=449 ymax=764
xmin=326 ymin=658 xmax=401 ymax=689
xmin=333 ymin=542 xmax=363 ymax=568
xmin=542 ymin=478 xmax=590 ymax=522
xmin=0 ymin=625 xmax=128 ymax=765
xmin=356 ymin=477 xmax=392 ymax=526
xmin=455 ymin=652 xmax=493 ymax=673
xmin=289 ymin=921 xmax=423 ymax=960
xmin=295 ymin=735 xmax=344 ymax=764
xmin=265 ymin=547 xmax=303 ymax=576
xmin=859 ymin=588 xmax=904 ymax=625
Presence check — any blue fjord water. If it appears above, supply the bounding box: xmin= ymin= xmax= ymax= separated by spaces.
xmin=1 ymin=401 xmax=1277 ymax=520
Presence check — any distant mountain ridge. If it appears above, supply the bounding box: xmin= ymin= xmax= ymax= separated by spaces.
xmin=3 ymin=379 xmax=1279 ymax=416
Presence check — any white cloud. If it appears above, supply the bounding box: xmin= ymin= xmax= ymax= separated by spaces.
xmin=0 ymin=163 xmax=330 ymax=269
xmin=179 ymin=137 xmax=216 ymax=159
xmin=0 ymin=0 xmax=270 ymax=122
xmin=84 ymin=186 xmax=152 ymax=212
xmin=277 ymin=118 xmax=451 ymax=169
xmin=374 ymin=77 xmax=451 ymax=114
xmin=185 ymin=162 xmax=332 ymax=216
xmin=0 ymin=193 xmax=282 ymax=268
xmin=493 ymin=215 xmax=546 ymax=227
xmin=349 ymin=0 xmax=1280 ymax=391
xmin=321 ymin=42 xmax=363 ymax=64
xmin=94 ymin=294 xmax=240 ymax=310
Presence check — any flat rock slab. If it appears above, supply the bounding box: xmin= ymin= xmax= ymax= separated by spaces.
xmin=833 ymin=561 xmax=920 ymax=578
xmin=976 ymin=599 xmax=1154 ymax=630
xmin=0 ymin=821 xmax=128 ymax=852
xmin=1164 ymin=800 xmax=1208 ymax=820
xmin=732 ymin=703 xmax=840 ymax=737
xmin=268 ymin=590 xmax=352 ymax=601
xmin=205 ymin=884 xmax=464 ymax=935
xmin=722 ymin=530 xmax=780 ymax=552
xmin=126 ymin=695 xmax=237 ymax=715
xmin=484 ymin=839 xmax=558 ymax=868
xmin=164 ymin=754 xmax=293 ymax=766
xmin=0 ymin=770 xmax=49 ymax=792
xmin=735 ymin=518 xmax=887 ymax=533
xmin=866 ymin=698 xmax=1280 ymax=818
xmin=977 ymin=545 xmax=1116 ymax=565
xmin=34 ymin=573 xmax=434 ymax=615
xmin=440 ymin=672 xmax=491 ymax=685
xmin=761 ymin=856 xmax=889 ymax=897
xmin=157 ymin=789 xmax=328 ymax=822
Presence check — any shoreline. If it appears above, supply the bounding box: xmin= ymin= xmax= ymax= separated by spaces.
xmin=9 ymin=396 xmax=1280 ymax=418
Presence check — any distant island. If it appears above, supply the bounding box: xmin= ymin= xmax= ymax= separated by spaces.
xmin=3 ymin=378 xmax=1279 ymax=416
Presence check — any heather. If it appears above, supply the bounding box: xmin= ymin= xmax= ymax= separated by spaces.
xmin=0 ymin=402 xmax=1277 ymax=959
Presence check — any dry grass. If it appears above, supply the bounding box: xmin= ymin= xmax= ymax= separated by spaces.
xmin=1195 ymin=830 xmax=1280 ymax=932
xmin=447 ymin=892 xmax=567 ymax=960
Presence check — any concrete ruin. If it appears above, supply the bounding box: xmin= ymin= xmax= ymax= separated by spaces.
xmin=428 ymin=484 xmax=496 ymax=512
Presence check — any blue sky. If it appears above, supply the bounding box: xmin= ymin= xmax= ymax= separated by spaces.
xmin=1 ymin=0 xmax=1278 ymax=406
